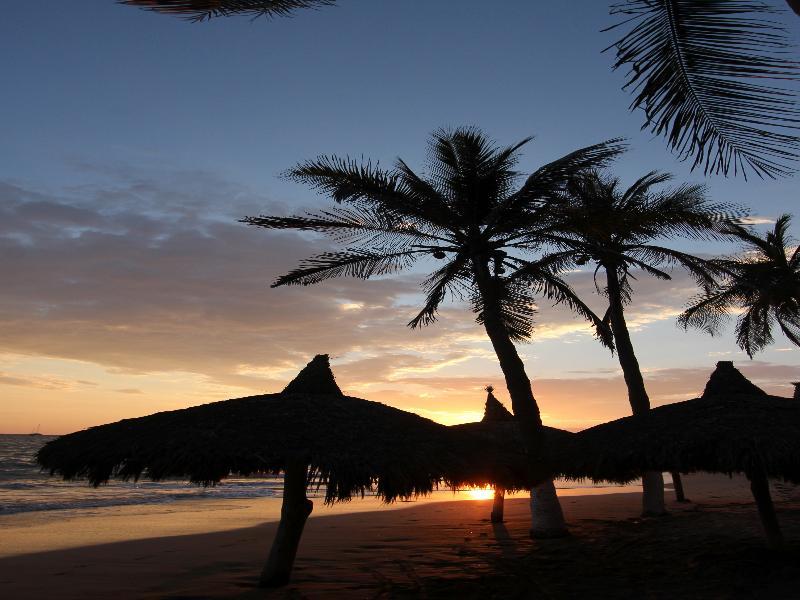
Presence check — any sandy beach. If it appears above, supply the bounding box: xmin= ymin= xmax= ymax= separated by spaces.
xmin=1 ymin=473 xmax=798 ymax=599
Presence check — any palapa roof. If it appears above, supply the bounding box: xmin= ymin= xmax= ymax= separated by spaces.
xmin=37 ymin=355 xmax=474 ymax=502
xmin=446 ymin=386 xmax=574 ymax=490
xmin=557 ymin=362 xmax=800 ymax=484
xmin=481 ymin=386 xmax=514 ymax=422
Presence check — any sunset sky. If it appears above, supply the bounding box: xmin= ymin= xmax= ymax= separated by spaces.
xmin=2 ymin=1 xmax=799 ymax=435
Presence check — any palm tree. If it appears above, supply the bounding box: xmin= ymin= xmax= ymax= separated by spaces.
xmin=545 ymin=169 xmax=736 ymax=514
xmin=242 ymin=128 xmax=623 ymax=537
xmin=120 ymin=0 xmax=335 ymax=21
xmin=680 ymin=215 xmax=800 ymax=357
xmin=605 ymin=0 xmax=800 ymax=179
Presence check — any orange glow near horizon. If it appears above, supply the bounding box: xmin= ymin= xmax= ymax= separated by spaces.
xmin=1 ymin=348 xmax=797 ymax=435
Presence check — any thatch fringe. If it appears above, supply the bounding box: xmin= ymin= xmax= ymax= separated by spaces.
xmin=558 ymin=362 xmax=800 ymax=485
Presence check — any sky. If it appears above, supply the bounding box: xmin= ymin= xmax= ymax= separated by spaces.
xmin=2 ymin=0 xmax=800 ymax=434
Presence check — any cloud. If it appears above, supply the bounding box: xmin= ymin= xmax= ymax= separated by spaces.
xmin=0 ymin=171 xmax=501 ymax=398
xmin=5 ymin=168 xmax=793 ymax=433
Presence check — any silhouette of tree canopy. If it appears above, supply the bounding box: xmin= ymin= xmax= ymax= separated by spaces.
xmin=242 ymin=128 xmax=621 ymax=344
xmin=680 ymin=214 xmax=800 ymax=356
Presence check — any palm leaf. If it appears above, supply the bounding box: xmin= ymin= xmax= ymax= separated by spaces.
xmin=120 ymin=0 xmax=335 ymax=21
xmin=607 ymin=0 xmax=800 ymax=178
xmin=241 ymin=207 xmax=444 ymax=248
xmin=408 ymin=254 xmax=471 ymax=329
xmin=271 ymin=249 xmax=422 ymax=287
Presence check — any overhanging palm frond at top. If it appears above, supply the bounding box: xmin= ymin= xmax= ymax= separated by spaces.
xmin=606 ymin=0 xmax=800 ymax=179
xmin=120 ymin=0 xmax=336 ymax=21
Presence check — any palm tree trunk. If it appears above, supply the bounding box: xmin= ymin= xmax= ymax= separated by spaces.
xmin=259 ymin=461 xmax=313 ymax=587
xmin=491 ymin=487 xmax=505 ymax=523
xmin=671 ymin=471 xmax=688 ymax=502
xmin=473 ymin=259 xmax=567 ymax=537
xmin=747 ymin=468 xmax=784 ymax=550
xmin=605 ymin=268 xmax=666 ymax=516
xmin=530 ymin=480 xmax=567 ymax=537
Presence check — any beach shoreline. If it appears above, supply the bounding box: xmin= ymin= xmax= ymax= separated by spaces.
xmin=1 ymin=473 xmax=798 ymax=598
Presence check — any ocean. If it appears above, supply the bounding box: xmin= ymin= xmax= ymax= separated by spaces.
xmin=0 ymin=434 xmax=286 ymax=515
xmin=0 ymin=434 xmax=639 ymax=517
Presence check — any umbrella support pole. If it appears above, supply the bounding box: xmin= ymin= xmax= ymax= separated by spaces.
xmin=670 ymin=472 xmax=688 ymax=502
xmin=259 ymin=462 xmax=313 ymax=587
xmin=747 ymin=469 xmax=784 ymax=550
xmin=490 ymin=487 xmax=505 ymax=523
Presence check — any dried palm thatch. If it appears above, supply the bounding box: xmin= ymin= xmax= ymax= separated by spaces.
xmin=559 ymin=361 xmax=799 ymax=548
xmin=37 ymin=355 xmax=467 ymax=503
xmin=448 ymin=387 xmax=574 ymax=492
xmin=481 ymin=385 xmax=514 ymax=422
xmin=38 ymin=354 xmax=495 ymax=587
xmin=559 ymin=362 xmax=799 ymax=484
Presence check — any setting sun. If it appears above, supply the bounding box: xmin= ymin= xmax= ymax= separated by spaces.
xmin=466 ymin=487 xmax=495 ymax=501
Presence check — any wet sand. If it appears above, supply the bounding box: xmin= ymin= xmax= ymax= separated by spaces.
xmin=1 ymin=474 xmax=798 ymax=599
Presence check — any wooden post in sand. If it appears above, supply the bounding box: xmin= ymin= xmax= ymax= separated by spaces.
xmin=260 ymin=461 xmax=313 ymax=587
xmin=490 ymin=487 xmax=505 ymax=523
xmin=747 ymin=468 xmax=784 ymax=550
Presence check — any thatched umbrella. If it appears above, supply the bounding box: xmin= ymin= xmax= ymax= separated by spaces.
xmin=480 ymin=386 xmax=514 ymax=523
xmin=37 ymin=355 xmax=472 ymax=587
xmin=558 ymin=361 xmax=800 ymax=549
xmin=449 ymin=386 xmax=575 ymax=533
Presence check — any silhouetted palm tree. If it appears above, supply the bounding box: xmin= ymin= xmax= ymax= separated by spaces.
xmin=605 ymin=0 xmax=800 ymax=179
xmin=120 ymin=0 xmax=334 ymax=21
xmin=545 ymin=169 xmax=736 ymax=513
xmin=680 ymin=215 xmax=800 ymax=356
xmin=243 ymin=128 xmax=623 ymax=536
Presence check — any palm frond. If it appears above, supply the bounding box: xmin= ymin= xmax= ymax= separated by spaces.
xmin=607 ymin=0 xmax=800 ymax=178
xmin=511 ymin=139 xmax=628 ymax=207
xmin=510 ymin=259 xmax=615 ymax=348
xmin=679 ymin=287 xmax=741 ymax=335
xmin=736 ymin=303 xmax=774 ymax=357
xmin=486 ymin=139 xmax=627 ymax=238
xmin=777 ymin=311 xmax=800 ymax=347
xmin=472 ymin=278 xmax=537 ymax=342
xmin=627 ymin=244 xmax=719 ymax=287
xmin=241 ymin=207 xmax=443 ymax=249
xmin=271 ymin=249 xmax=422 ymax=287
xmin=408 ymin=254 xmax=470 ymax=330
xmin=120 ymin=0 xmax=335 ymax=21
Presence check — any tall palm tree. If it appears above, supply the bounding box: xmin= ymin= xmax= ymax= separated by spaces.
xmin=120 ymin=0 xmax=335 ymax=21
xmin=242 ymin=128 xmax=623 ymax=537
xmin=680 ymin=215 xmax=800 ymax=356
xmin=545 ymin=169 xmax=736 ymax=514
xmin=605 ymin=0 xmax=800 ymax=179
